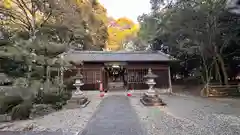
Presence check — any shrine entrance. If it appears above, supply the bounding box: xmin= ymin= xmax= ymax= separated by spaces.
xmin=104 ymin=62 xmax=127 ymax=91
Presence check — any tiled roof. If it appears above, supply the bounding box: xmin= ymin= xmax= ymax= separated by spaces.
xmin=64 ymin=50 xmax=176 ymax=62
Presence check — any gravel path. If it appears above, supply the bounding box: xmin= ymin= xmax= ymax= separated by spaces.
xmin=130 ymin=94 xmax=240 ymax=135
xmin=0 ymin=92 xmax=102 ymax=135
xmin=1 ymin=91 xmax=240 ymax=135
xmin=80 ymin=95 xmax=146 ymax=135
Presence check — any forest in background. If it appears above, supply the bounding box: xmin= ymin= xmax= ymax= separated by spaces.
xmin=138 ymin=0 xmax=240 ymax=87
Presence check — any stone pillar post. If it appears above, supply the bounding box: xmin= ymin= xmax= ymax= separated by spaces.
xmin=168 ymin=66 xmax=172 ymax=93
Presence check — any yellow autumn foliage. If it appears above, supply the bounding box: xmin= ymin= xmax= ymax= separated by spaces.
xmin=75 ymin=0 xmax=108 ymax=49
xmin=106 ymin=17 xmax=139 ymax=51
xmin=3 ymin=0 xmax=12 ymax=9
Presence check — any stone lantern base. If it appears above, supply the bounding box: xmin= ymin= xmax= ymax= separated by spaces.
xmin=140 ymin=93 xmax=166 ymax=106
xmin=67 ymin=92 xmax=90 ymax=108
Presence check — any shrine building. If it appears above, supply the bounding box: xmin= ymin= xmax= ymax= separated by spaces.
xmin=64 ymin=50 xmax=175 ymax=92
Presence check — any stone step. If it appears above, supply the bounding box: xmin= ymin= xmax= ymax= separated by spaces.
xmin=108 ymin=82 xmax=124 ymax=90
xmin=67 ymin=97 xmax=90 ymax=108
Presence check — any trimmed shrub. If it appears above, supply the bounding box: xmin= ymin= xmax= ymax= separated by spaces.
xmin=0 ymin=96 xmax=23 ymax=114
xmin=33 ymin=89 xmax=44 ymax=104
xmin=52 ymin=102 xmax=63 ymax=110
xmin=11 ymin=101 xmax=33 ymax=120
xmin=34 ymin=89 xmax=71 ymax=105
xmin=42 ymin=92 xmax=63 ymax=104
xmin=60 ymin=91 xmax=72 ymax=101
xmin=30 ymin=104 xmax=55 ymax=118
xmin=62 ymin=100 xmax=67 ymax=106
xmin=64 ymin=76 xmax=75 ymax=90
xmin=13 ymin=77 xmax=28 ymax=88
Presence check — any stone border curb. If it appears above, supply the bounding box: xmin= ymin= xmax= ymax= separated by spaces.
xmin=170 ymin=92 xmax=196 ymax=98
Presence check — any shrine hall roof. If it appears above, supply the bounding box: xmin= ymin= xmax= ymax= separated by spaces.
xmin=64 ymin=50 xmax=176 ymax=62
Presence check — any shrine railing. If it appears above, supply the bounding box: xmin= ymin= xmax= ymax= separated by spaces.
xmin=82 ymin=68 xmax=102 ymax=84
xmin=127 ymin=68 xmax=148 ymax=83
xmin=126 ymin=67 xmax=169 ymax=89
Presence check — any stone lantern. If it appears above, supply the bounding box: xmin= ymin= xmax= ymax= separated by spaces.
xmin=69 ymin=69 xmax=90 ymax=107
xmin=140 ymin=68 xmax=166 ymax=106
xmin=73 ymin=70 xmax=84 ymax=95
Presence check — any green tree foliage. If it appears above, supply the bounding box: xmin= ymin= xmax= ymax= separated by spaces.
xmin=47 ymin=0 xmax=108 ymax=50
xmin=139 ymin=0 xmax=240 ymax=85
xmin=0 ymin=0 xmax=109 ymax=80
xmin=0 ymin=0 xmax=108 ymax=51
xmin=0 ymin=0 xmax=110 ymax=115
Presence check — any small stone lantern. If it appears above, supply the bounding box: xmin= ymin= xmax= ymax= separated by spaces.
xmin=140 ymin=68 xmax=166 ymax=106
xmin=73 ymin=70 xmax=84 ymax=95
xmin=69 ymin=69 xmax=90 ymax=107
xmin=145 ymin=68 xmax=158 ymax=96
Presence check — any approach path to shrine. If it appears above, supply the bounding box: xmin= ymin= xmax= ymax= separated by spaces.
xmin=80 ymin=95 xmax=146 ymax=135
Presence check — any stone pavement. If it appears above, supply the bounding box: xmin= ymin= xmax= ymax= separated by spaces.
xmin=79 ymin=95 xmax=146 ymax=135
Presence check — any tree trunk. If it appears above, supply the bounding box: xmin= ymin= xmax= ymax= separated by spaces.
xmin=43 ymin=64 xmax=47 ymax=81
xmin=213 ymin=44 xmax=228 ymax=85
xmin=200 ymin=47 xmax=214 ymax=97
xmin=30 ymin=0 xmax=36 ymax=40
xmin=28 ymin=64 xmax=32 ymax=86
xmin=214 ymin=59 xmax=222 ymax=84
xmin=46 ymin=65 xmax=50 ymax=83
xmin=46 ymin=65 xmax=50 ymax=90
xmin=216 ymin=54 xmax=228 ymax=85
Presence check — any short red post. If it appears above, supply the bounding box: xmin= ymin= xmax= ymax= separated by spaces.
xmin=98 ymin=81 xmax=105 ymax=97
xmin=99 ymin=82 xmax=103 ymax=92
xmin=127 ymin=88 xmax=133 ymax=97
xmin=100 ymin=92 xmax=105 ymax=97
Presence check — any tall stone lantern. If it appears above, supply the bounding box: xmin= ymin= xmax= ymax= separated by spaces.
xmin=69 ymin=68 xmax=90 ymax=108
xmin=140 ymin=68 xmax=166 ymax=106
xmin=73 ymin=70 xmax=84 ymax=95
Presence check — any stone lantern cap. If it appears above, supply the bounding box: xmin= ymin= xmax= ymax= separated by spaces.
xmin=76 ymin=70 xmax=83 ymax=79
xmin=72 ymin=70 xmax=83 ymax=80
xmin=144 ymin=68 xmax=158 ymax=79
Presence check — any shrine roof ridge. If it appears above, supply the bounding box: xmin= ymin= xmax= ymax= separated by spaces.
xmin=65 ymin=50 xmax=176 ymax=62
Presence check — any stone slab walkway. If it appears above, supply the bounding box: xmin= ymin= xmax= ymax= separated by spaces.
xmin=80 ymin=95 xmax=146 ymax=135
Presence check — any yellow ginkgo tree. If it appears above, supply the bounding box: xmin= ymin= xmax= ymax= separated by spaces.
xmin=75 ymin=0 xmax=108 ymax=50
xmin=106 ymin=17 xmax=140 ymax=51
xmin=3 ymin=0 xmax=12 ymax=9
